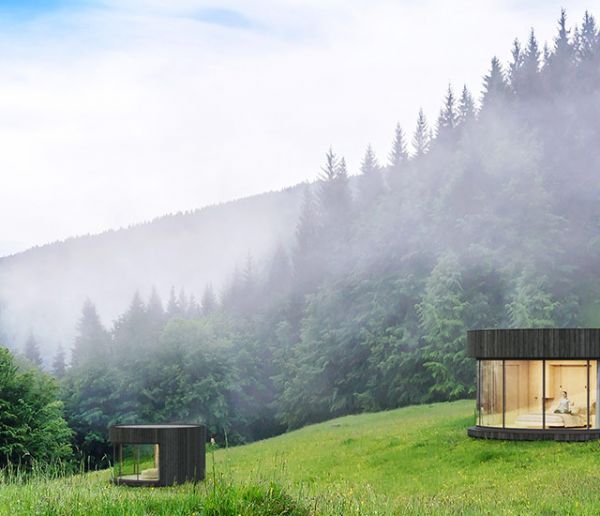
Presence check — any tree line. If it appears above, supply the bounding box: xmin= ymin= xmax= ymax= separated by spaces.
xmin=3 ymin=9 xmax=600 ymax=466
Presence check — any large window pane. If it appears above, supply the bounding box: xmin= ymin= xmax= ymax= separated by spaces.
xmin=545 ymin=360 xmax=589 ymax=429
xmin=480 ymin=360 xmax=503 ymax=427
xmin=505 ymin=360 xmax=543 ymax=428
xmin=115 ymin=444 xmax=160 ymax=482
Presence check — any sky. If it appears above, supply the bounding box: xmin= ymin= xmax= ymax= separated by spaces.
xmin=0 ymin=0 xmax=593 ymax=257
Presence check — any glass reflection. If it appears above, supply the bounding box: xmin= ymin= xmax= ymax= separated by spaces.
xmin=480 ymin=360 xmax=503 ymax=427
xmin=478 ymin=359 xmax=600 ymax=430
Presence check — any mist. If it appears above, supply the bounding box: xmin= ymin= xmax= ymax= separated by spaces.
xmin=0 ymin=187 xmax=302 ymax=360
xmin=2 ymin=4 xmax=600 ymax=461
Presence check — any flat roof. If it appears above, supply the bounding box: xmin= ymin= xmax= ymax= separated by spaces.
xmin=467 ymin=328 xmax=600 ymax=359
xmin=111 ymin=424 xmax=202 ymax=429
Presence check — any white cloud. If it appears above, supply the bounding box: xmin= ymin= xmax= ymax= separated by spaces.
xmin=0 ymin=0 xmax=592 ymax=255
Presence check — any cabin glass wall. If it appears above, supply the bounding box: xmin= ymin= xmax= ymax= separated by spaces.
xmin=479 ymin=360 xmax=503 ymax=427
xmin=115 ymin=444 xmax=160 ymax=482
xmin=545 ymin=360 xmax=593 ymax=429
xmin=504 ymin=360 xmax=543 ymax=429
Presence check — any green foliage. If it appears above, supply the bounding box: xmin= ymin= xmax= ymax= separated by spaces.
xmin=0 ymin=347 xmax=72 ymax=467
xmin=418 ymin=253 xmax=472 ymax=401
xmin=57 ymin=9 xmax=600 ymax=461
xmin=506 ymin=268 xmax=558 ymax=327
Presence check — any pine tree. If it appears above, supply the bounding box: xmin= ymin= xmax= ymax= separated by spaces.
xmin=146 ymin=287 xmax=165 ymax=326
xmin=24 ymin=333 xmax=42 ymax=367
xmin=576 ymin=11 xmax=600 ymax=85
xmin=521 ymin=29 xmax=541 ymax=96
xmin=417 ymin=253 xmax=472 ymax=401
xmin=357 ymin=144 xmax=384 ymax=207
xmin=436 ymin=84 xmax=457 ymax=142
xmin=267 ymin=244 xmax=292 ymax=295
xmin=166 ymin=286 xmax=180 ymax=319
xmin=293 ymin=185 xmax=321 ymax=289
xmin=576 ymin=11 xmax=598 ymax=62
xmin=187 ymin=294 xmax=201 ymax=318
xmin=71 ymin=299 xmax=110 ymax=369
xmin=112 ymin=292 xmax=147 ymax=359
xmin=481 ymin=56 xmax=508 ymax=109
xmin=457 ymin=85 xmax=476 ymax=125
xmin=555 ymin=9 xmax=572 ymax=59
xmin=412 ymin=108 xmax=430 ymax=157
xmin=52 ymin=345 xmax=66 ymax=378
xmin=243 ymin=253 xmax=255 ymax=293
xmin=508 ymin=38 xmax=524 ymax=95
xmin=239 ymin=252 xmax=257 ymax=314
xmin=317 ymin=148 xmax=353 ymax=241
xmin=201 ymin=283 xmax=218 ymax=315
xmin=319 ymin=147 xmax=337 ymax=183
xmin=177 ymin=288 xmax=189 ymax=316
xmin=388 ymin=123 xmax=408 ymax=167
xmin=506 ymin=269 xmax=558 ymax=328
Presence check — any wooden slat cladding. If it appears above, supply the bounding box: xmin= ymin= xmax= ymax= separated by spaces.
xmin=467 ymin=329 xmax=600 ymax=359
xmin=109 ymin=424 xmax=206 ymax=486
xmin=468 ymin=426 xmax=600 ymax=442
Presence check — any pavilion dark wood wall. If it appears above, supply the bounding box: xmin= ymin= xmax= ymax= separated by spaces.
xmin=467 ymin=329 xmax=600 ymax=359
xmin=109 ymin=425 xmax=206 ymax=486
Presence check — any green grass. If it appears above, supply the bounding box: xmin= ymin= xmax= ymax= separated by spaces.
xmin=4 ymin=400 xmax=600 ymax=514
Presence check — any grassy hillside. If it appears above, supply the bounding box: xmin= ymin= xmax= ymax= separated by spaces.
xmin=4 ymin=400 xmax=600 ymax=514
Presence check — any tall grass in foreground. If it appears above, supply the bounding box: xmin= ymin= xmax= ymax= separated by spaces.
xmin=6 ymin=401 xmax=600 ymax=514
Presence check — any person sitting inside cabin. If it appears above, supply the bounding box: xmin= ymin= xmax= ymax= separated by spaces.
xmin=554 ymin=391 xmax=571 ymax=414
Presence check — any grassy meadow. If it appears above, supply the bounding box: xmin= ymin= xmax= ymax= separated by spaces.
xmin=4 ymin=400 xmax=600 ymax=514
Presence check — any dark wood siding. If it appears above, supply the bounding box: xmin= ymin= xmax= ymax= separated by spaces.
xmin=109 ymin=424 xmax=206 ymax=486
xmin=467 ymin=329 xmax=600 ymax=359
xmin=468 ymin=426 xmax=600 ymax=442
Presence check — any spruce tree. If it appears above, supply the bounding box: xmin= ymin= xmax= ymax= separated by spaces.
xmin=201 ymin=283 xmax=218 ymax=315
xmin=267 ymin=244 xmax=292 ymax=295
xmin=388 ymin=123 xmax=408 ymax=167
xmin=457 ymin=85 xmax=476 ymax=125
xmin=187 ymin=294 xmax=201 ymax=318
xmin=436 ymin=84 xmax=457 ymax=142
xmin=576 ymin=11 xmax=598 ymax=62
xmin=52 ymin=345 xmax=67 ymax=378
xmin=71 ymin=299 xmax=110 ymax=369
xmin=576 ymin=11 xmax=600 ymax=85
xmin=112 ymin=292 xmax=147 ymax=360
xmin=412 ymin=108 xmax=430 ymax=157
xmin=293 ymin=185 xmax=321 ymax=289
xmin=317 ymin=148 xmax=353 ymax=243
xmin=166 ymin=286 xmax=180 ymax=319
xmin=508 ymin=38 xmax=524 ymax=95
xmin=146 ymin=287 xmax=164 ymax=320
xmin=24 ymin=333 xmax=42 ymax=367
xmin=506 ymin=269 xmax=558 ymax=328
xmin=521 ymin=29 xmax=541 ymax=96
xmin=417 ymin=253 xmax=472 ymax=400
xmin=554 ymin=9 xmax=571 ymax=61
xmin=481 ymin=56 xmax=508 ymax=109
xmin=177 ymin=288 xmax=189 ymax=316
xmin=357 ymin=144 xmax=384 ymax=207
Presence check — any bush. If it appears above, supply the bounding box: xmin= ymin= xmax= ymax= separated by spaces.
xmin=0 ymin=347 xmax=73 ymax=468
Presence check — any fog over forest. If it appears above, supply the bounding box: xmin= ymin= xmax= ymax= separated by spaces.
xmin=2 ymin=8 xmax=600 ymax=460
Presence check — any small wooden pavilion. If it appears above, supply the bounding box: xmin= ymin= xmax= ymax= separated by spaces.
xmin=109 ymin=424 xmax=206 ymax=486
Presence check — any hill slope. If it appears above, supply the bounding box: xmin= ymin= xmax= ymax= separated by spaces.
xmin=0 ymin=185 xmax=303 ymax=359
xmin=4 ymin=400 xmax=600 ymax=514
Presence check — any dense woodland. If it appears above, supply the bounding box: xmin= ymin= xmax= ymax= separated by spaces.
xmin=3 ymin=9 xmax=600 ymax=466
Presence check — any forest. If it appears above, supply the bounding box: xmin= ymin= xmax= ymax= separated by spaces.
xmin=3 ymin=9 xmax=600 ymax=467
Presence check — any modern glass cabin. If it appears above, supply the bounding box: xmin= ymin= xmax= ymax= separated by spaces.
xmin=467 ymin=329 xmax=600 ymax=441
